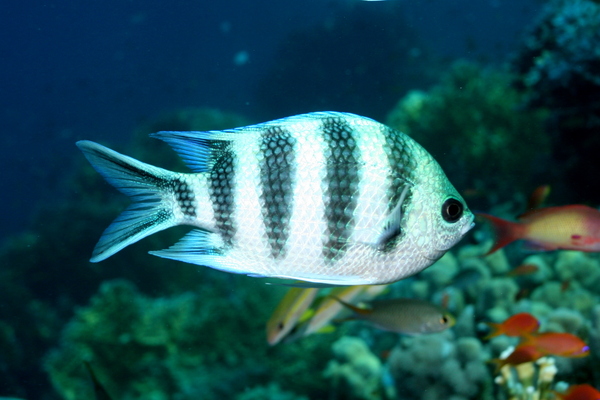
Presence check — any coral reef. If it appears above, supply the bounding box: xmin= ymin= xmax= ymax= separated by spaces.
xmin=386 ymin=61 xmax=550 ymax=198
xmin=387 ymin=330 xmax=491 ymax=400
xmin=44 ymin=220 xmax=600 ymax=400
xmin=44 ymin=279 xmax=333 ymax=400
xmin=512 ymin=0 xmax=600 ymax=204
xmin=324 ymin=336 xmax=383 ymax=400
xmin=235 ymin=383 xmax=308 ymax=400
xmin=494 ymin=354 xmax=558 ymax=400
xmin=389 ymin=233 xmax=600 ymax=399
xmin=513 ymin=0 xmax=600 ymax=113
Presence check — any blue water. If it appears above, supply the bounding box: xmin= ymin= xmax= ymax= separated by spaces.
xmin=1 ymin=0 xmax=540 ymax=239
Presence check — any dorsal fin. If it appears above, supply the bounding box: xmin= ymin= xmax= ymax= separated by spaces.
xmin=150 ymin=130 xmax=237 ymax=172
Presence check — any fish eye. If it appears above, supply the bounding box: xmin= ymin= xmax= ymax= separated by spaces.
xmin=442 ymin=198 xmax=463 ymax=223
xmin=277 ymin=322 xmax=284 ymax=331
xmin=441 ymin=315 xmax=449 ymax=324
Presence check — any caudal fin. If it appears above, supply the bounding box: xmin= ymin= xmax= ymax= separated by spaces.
xmin=475 ymin=212 xmax=525 ymax=255
xmin=482 ymin=322 xmax=502 ymax=340
xmin=76 ymin=140 xmax=178 ymax=262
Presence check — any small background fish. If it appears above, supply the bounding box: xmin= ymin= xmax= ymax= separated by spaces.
xmin=478 ymin=205 xmax=600 ymax=254
xmin=334 ymin=297 xmax=455 ymax=334
xmin=266 ymin=287 xmax=319 ymax=345
xmin=270 ymin=284 xmax=389 ymax=343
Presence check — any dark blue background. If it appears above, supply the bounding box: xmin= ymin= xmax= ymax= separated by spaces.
xmin=0 ymin=0 xmax=540 ymax=238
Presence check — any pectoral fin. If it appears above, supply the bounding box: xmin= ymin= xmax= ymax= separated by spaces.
xmin=376 ymin=185 xmax=410 ymax=250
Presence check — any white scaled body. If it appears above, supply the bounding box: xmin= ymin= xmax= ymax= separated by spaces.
xmin=77 ymin=112 xmax=474 ymax=285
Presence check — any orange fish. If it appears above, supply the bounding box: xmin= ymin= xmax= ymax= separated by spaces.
xmin=521 ymin=332 xmax=590 ymax=358
xmin=484 ymin=312 xmax=540 ymax=339
xmin=489 ymin=344 xmax=544 ymax=371
xmin=506 ymin=263 xmax=539 ymax=277
xmin=555 ymin=384 xmax=600 ymax=400
xmin=477 ymin=205 xmax=600 ymax=255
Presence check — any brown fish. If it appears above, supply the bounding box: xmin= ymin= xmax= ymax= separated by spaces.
xmin=333 ymin=297 xmax=455 ymax=334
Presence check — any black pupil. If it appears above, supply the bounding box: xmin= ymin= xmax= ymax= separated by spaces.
xmin=442 ymin=198 xmax=463 ymax=222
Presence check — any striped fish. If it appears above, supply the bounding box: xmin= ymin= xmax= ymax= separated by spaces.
xmin=77 ymin=112 xmax=474 ymax=285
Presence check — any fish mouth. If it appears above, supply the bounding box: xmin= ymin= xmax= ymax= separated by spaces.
xmin=433 ymin=218 xmax=476 ymax=254
xmin=461 ymin=217 xmax=476 ymax=235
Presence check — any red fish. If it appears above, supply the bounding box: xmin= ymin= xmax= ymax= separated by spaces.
xmin=484 ymin=312 xmax=540 ymax=339
xmin=477 ymin=205 xmax=600 ymax=255
xmin=506 ymin=263 xmax=539 ymax=277
xmin=489 ymin=344 xmax=544 ymax=371
xmin=555 ymin=384 xmax=600 ymax=400
xmin=521 ymin=332 xmax=590 ymax=358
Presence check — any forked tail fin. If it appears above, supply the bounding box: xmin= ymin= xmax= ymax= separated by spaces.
xmin=475 ymin=212 xmax=525 ymax=255
xmin=76 ymin=140 xmax=178 ymax=262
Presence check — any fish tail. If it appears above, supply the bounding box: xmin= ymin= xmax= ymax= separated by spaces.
xmin=482 ymin=322 xmax=502 ymax=340
xmin=76 ymin=140 xmax=179 ymax=262
xmin=486 ymin=357 xmax=506 ymax=374
xmin=476 ymin=212 xmax=524 ymax=255
xmin=330 ymin=296 xmax=371 ymax=315
xmin=518 ymin=332 xmax=537 ymax=343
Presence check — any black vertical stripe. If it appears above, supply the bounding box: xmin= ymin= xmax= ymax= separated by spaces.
xmin=172 ymin=178 xmax=197 ymax=218
xmin=259 ymin=127 xmax=297 ymax=259
xmin=381 ymin=126 xmax=416 ymax=211
xmin=380 ymin=126 xmax=416 ymax=251
xmin=321 ymin=117 xmax=360 ymax=261
xmin=208 ymin=148 xmax=236 ymax=246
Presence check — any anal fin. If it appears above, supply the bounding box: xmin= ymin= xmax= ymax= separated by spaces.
xmin=149 ymin=229 xmax=245 ymax=274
